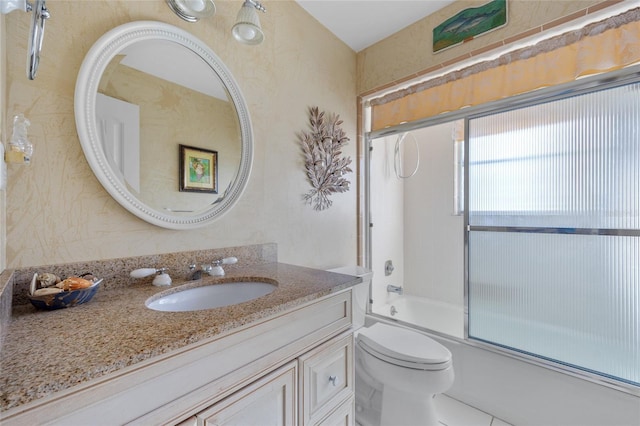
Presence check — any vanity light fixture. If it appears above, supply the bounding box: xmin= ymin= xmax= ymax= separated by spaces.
xmin=166 ymin=0 xmax=216 ymax=22
xmin=231 ymin=0 xmax=266 ymax=45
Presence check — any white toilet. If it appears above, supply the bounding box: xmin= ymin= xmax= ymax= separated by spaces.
xmin=328 ymin=266 xmax=454 ymax=426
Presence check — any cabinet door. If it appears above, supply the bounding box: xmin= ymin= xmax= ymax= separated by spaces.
xmin=299 ymin=333 xmax=354 ymax=425
xmin=315 ymin=396 xmax=355 ymax=426
xmin=197 ymin=362 xmax=297 ymax=426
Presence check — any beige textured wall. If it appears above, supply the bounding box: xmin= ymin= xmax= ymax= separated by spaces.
xmin=1 ymin=14 xmax=5 ymax=273
xmin=4 ymin=1 xmax=357 ymax=269
xmin=356 ymin=0 xmax=606 ymax=95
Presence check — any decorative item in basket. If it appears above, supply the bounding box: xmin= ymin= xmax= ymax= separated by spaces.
xmin=28 ymin=272 xmax=102 ymax=310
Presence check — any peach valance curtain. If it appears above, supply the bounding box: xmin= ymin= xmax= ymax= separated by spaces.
xmin=370 ymin=8 xmax=640 ymax=132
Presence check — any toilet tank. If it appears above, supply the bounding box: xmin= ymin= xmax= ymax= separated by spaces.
xmin=327 ymin=266 xmax=372 ymax=329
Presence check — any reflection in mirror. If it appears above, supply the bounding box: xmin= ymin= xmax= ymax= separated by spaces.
xmin=96 ymin=39 xmax=241 ymax=214
xmin=75 ymin=21 xmax=253 ymax=229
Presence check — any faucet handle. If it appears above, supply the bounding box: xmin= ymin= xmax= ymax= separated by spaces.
xmin=130 ymin=268 xmax=160 ymax=278
xmin=130 ymin=268 xmax=172 ymax=286
xmin=213 ymin=256 xmax=237 ymax=266
xmin=152 ymin=271 xmax=172 ymax=287
xmin=206 ymin=257 xmax=237 ymax=277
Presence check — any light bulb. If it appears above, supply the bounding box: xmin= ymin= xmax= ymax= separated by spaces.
xmin=185 ymin=0 xmax=205 ymax=12
xmin=238 ymin=24 xmax=257 ymax=41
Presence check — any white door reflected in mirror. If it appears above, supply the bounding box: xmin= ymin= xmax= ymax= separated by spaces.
xmin=96 ymin=94 xmax=140 ymax=193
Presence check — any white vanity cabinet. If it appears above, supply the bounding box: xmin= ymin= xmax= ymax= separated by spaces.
xmin=180 ymin=332 xmax=354 ymax=426
xmin=1 ymin=289 xmax=355 ymax=426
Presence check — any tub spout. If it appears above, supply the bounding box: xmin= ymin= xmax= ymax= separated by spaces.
xmin=386 ymin=284 xmax=403 ymax=295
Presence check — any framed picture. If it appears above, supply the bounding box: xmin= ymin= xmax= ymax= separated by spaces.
xmin=179 ymin=144 xmax=218 ymax=193
xmin=433 ymin=0 xmax=507 ymax=53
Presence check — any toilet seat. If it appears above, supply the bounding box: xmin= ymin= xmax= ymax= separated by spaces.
xmin=357 ymin=323 xmax=452 ymax=371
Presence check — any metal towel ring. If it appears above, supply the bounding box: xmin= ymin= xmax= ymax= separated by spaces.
xmin=27 ymin=0 xmax=50 ymax=80
xmin=394 ymin=132 xmax=420 ymax=179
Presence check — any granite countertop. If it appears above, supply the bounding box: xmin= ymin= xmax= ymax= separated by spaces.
xmin=0 ymin=262 xmax=360 ymax=412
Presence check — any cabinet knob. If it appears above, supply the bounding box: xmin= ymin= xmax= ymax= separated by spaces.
xmin=328 ymin=375 xmax=337 ymax=386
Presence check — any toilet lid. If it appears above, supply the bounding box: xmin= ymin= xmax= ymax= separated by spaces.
xmin=357 ymin=323 xmax=452 ymax=369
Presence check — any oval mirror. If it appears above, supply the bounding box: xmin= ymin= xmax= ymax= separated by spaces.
xmin=75 ymin=21 xmax=253 ymax=229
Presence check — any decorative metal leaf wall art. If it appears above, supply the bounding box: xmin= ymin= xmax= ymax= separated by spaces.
xmin=297 ymin=106 xmax=352 ymax=211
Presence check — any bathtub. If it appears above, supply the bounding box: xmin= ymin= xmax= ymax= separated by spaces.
xmin=373 ymin=294 xmax=465 ymax=339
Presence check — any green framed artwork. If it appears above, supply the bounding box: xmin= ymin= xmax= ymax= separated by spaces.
xmin=179 ymin=144 xmax=218 ymax=194
xmin=433 ymin=0 xmax=507 ymax=53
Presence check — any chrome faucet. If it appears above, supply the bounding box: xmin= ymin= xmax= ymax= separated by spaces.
xmin=187 ymin=264 xmax=205 ymax=280
xmin=386 ymin=284 xmax=403 ymax=295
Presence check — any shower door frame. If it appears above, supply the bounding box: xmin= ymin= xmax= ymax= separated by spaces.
xmin=363 ymin=64 xmax=640 ymax=396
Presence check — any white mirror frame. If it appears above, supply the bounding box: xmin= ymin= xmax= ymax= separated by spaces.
xmin=75 ymin=21 xmax=253 ymax=230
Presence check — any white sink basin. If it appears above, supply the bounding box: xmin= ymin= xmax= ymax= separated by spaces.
xmin=146 ymin=281 xmax=276 ymax=312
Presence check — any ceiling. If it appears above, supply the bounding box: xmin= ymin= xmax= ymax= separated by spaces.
xmin=295 ymin=0 xmax=457 ymax=52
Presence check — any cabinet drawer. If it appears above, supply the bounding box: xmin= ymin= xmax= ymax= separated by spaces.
xmin=299 ymin=333 xmax=353 ymax=425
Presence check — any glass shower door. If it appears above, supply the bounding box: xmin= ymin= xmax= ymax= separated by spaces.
xmin=466 ymin=81 xmax=640 ymax=386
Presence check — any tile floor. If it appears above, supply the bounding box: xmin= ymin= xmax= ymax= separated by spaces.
xmin=436 ymin=394 xmax=512 ymax=426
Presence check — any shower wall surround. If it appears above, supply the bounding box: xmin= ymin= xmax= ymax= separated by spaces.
xmin=2 ymin=0 xmax=356 ymax=270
